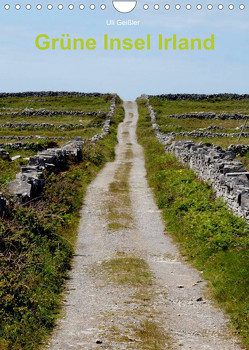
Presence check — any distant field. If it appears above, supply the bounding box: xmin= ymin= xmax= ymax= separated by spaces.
xmin=0 ymin=125 xmax=103 ymax=138
xmin=0 ymin=114 xmax=104 ymax=142
xmin=150 ymin=97 xmax=249 ymax=137
xmin=0 ymin=94 xmax=112 ymax=112
xmin=158 ymin=118 xmax=243 ymax=134
xmin=0 ymin=114 xmax=97 ymax=124
xmin=0 ymin=93 xmax=113 ymax=191
xmin=150 ymin=96 xmax=249 ymax=115
xmin=149 ymin=96 xmax=249 ymax=169
xmin=173 ymin=135 xmax=249 ymax=147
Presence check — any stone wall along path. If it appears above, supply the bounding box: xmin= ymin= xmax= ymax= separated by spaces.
xmin=47 ymin=102 xmax=241 ymax=350
xmin=146 ymin=99 xmax=249 ymax=224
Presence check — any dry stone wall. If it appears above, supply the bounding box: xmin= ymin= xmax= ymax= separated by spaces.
xmin=147 ymin=102 xmax=175 ymax=145
xmin=8 ymin=138 xmax=84 ymax=203
xmin=4 ymin=95 xmax=117 ymax=206
xmin=151 ymin=93 xmax=249 ymax=100
xmin=0 ymin=123 xmax=102 ymax=130
xmin=167 ymin=131 xmax=249 ymax=138
xmin=89 ymin=96 xmax=116 ymax=142
xmin=160 ymin=112 xmax=249 ymax=120
xmin=167 ymin=141 xmax=249 ymax=222
xmin=0 ymin=91 xmax=107 ymax=98
xmin=0 ymin=142 xmax=58 ymax=151
xmin=227 ymin=144 xmax=249 ymax=156
xmin=0 ymin=135 xmax=75 ymax=141
xmin=0 ymin=110 xmax=103 ymax=117
xmin=146 ymin=96 xmax=249 ymax=223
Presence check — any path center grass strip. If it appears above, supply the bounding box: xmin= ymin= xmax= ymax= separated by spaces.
xmin=100 ymin=252 xmax=171 ymax=349
xmin=107 ymin=162 xmax=132 ymax=231
xmin=0 ymin=101 xmax=124 ymax=350
xmin=137 ymin=99 xmax=249 ymax=349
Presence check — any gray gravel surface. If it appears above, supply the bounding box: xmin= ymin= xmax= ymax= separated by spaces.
xmin=47 ymin=102 xmax=241 ymax=350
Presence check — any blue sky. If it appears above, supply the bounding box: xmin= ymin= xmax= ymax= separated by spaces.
xmin=0 ymin=3 xmax=248 ymax=99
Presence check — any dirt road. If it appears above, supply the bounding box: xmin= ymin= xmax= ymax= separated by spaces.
xmin=48 ymin=102 xmax=241 ymax=350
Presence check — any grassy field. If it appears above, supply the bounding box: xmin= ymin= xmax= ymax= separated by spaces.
xmin=0 ymin=126 xmax=103 ymax=139
xmin=0 ymin=114 xmax=102 ymax=123
xmin=150 ymin=96 xmax=249 ymax=115
xmin=0 ymin=97 xmax=124 ymax=350
xmin=173 ymin=135 xmax=249 ymax=148
xmin=158 ymin=117 xmax=243 ymax=133
xmin=138 ymin=99 xmax=249 ymax=349
xmin=150 ymin=96 xmax=249 ymax=168
xmin=0 ymin=94 xmax=114 ymax=193
xmin=0 ymin=94 xmax=112 ymax=112
xmin=0 ymin=142 xmax=60 ymax=188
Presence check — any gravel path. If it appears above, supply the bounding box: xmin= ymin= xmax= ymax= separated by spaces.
xmin=47 ymin=102 xmax=241 ymax=350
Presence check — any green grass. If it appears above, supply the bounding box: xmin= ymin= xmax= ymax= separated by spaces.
xmin=150 ymin=98 xmax=249 ymax=147
xmin=107 ymin=162 xmax=132 ymax=231
xmin=0 ymin=101 xmax=124 ymax=350
xmin=0 ymin=115 xmax=93 ymax=123
xmin=133 ymin=320 xmax=170 ymax=350
xmin=0 ymin=141 xmax=62 ymax=193
xmin=158 ymin=117 xmax=243 ymax=134
xmin=5 ymin=141 xmax=59 ymax=156
xmin=0 ymin=142 xmax=59 ymax=189
xmin=238 ymin=152 xmax=249 ymax=171
xmin=0 ymin=94 xmax=112 ymax=112
xmin=100 ymin=251 xmax=171 ymax=349
xmin=101 ymin=252 xmax=170 ymax=349
xmin=137 ymin=99 xmax=249 ymax=348
xmin=0 ymin=95 xmax=114 ymax=193
xmin=102 ymin=252 xmax=153 ymax=287
xmin=0 ymin=114 xmax=98 ymax=124
xmin=174 ymin=135 xmax=249 ymax=147
xmin=158 ymin=117 xmax=243 ymax=129
xmin=0 ymin=158 xmax=29 ymax=187
xmin=0 ymin=126 xmax=103 ymax=139
xmin=0 ymin=112 xmax=107 ymax=138
xmin=0 ymin=139 xmax=72 ymax=149
xmin=150 ymin=96 xmax=249 ymax=115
